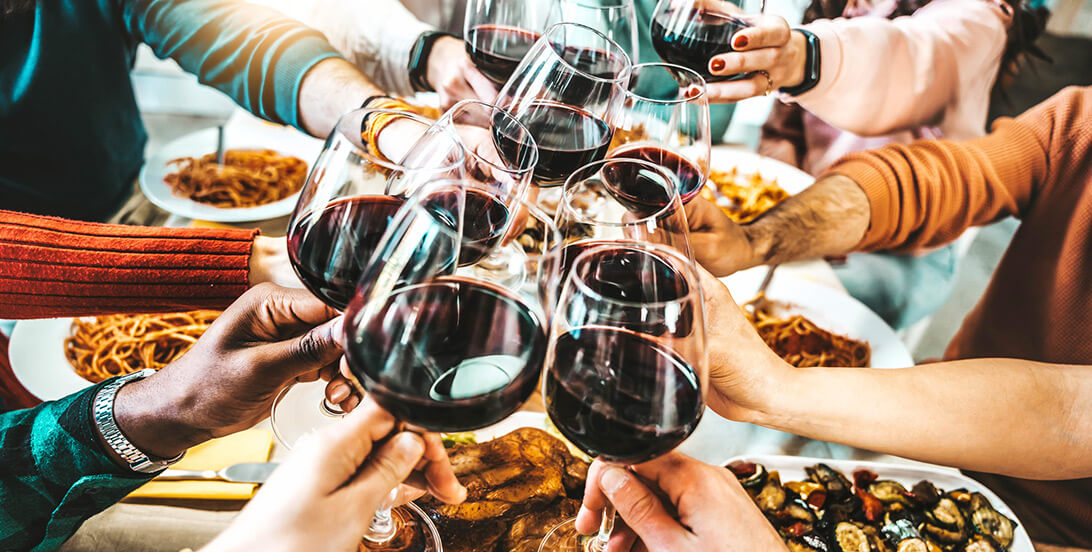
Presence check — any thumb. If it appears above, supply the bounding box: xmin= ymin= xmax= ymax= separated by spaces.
xmin=599 ymin=467 xmax=693 ymax=550
xmin=262 ymin=317 xmax=345 ymax=381
xmin=345 ymin=432 xmax=427 ymax=507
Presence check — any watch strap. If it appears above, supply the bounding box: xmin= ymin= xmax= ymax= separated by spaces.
xmin=93 ymin=369 xmax=185 ymax=474
xmin=407 ymin=31 xmax=454 ymax=93
xmin=780 ymin=28 xmax=821 ymax=96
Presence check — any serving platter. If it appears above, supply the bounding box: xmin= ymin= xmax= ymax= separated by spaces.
xmin=139 ymin=125 xmax=322 ymax=223
xmin=724 ymin=455 xmax=1034 ymax=552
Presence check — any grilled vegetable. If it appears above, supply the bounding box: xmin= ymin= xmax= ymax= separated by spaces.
xmin=882 ymin=519 xmax=929 ymax=552
xmin=855 ymin=487 xmax=885 ymax=523
xmin=910 ymin=480 xmax=941 ymax=506
xmin=729 ymin=461 xmax=769 ymax=490
xmin=789 ymin=534 xmax=834 ymax=552
xmin=961 ymin=535 xmax=1002 ymax=552
xmin=834 ymin=522 xmax=871 ymax=552
xmin=756 ymin=471 xmax=787 ymax=513
xmin=807 ymin=464 xmax=853 ymax=502
xmin=968 ymin=494 xmax=1015 ymax=548
xmin=870 ymin=480 xmax=914 ymax=507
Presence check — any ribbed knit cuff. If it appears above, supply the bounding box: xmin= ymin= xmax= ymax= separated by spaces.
xmin=823 ymin=158 xmax=897 ymax=252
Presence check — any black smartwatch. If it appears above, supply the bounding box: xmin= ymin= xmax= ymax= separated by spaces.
xmin=779 ymin=28 xmax=821 ymax=96
xmin=408 ymin=31 xmax=454 ymax=93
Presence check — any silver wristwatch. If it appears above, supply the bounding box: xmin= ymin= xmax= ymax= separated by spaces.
xmin=93 ymin=369 xmax=185 ymax=474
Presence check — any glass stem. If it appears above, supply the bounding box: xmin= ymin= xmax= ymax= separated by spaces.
xmin=363 ymin=488 xmax=399 ymax=544
xmin=588 ymin=503 xmax=616 ymax=552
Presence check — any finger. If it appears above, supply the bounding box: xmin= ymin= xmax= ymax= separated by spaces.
xmin=259 ymin=317 xmax=345 ymax=382
xmin=596 ymin=466 xmax=692 ymax=550
xmin=607 ymin=517 xmax=639 ymax=552
xmin=288 ymin=400 xmax=397 ymax=492
xmin=417 ymin=431 xmax=467 ymax=504
xmin=297 ymin=360 xmax=337 ymax=384
xmin=318 ymin=363 xmax=340 ymax=382
xmin=577 ymin=461 xmax=611 ymax=533
xmin=730 ymin=15 xmax=791 ymax=51
xmin=344 ymin=432 xmax=426 ymax=505
xmin=325 ymin=377 xmax=352 ymax=405
xmin=338 ymin=393 xmax=361 ymax=413
xmin=462 ymin=59 xmax=499 ymax=102
xmin=704 ymin=72 xmax=770 ymax=103
xmin=231 ymin=283 xmax=340 ymax=339
xmin=708 ymin=48 xmax=779 ymax=79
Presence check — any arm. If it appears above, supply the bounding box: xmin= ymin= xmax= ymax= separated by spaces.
xmin=0 ymin=210 xmax=293 ymax=319
xmin=121 ymin=0 xmax=383 ymax=137
xmin=790 ymin=0 xmax=1010 ymax=136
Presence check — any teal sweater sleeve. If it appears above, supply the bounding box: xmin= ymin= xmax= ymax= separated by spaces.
xmin=119 ymin=0 xmax=343 ymax=130
xmin=0 ymin=383 xmax=155 ymax=551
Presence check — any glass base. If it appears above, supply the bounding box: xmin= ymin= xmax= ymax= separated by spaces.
xmin=538 ymin=518 xmax=599 ymax=552
xmin=360 ymin=502 xmax=442 ymax=552
xmin=270 ymin=381 xmax=346 ymax=450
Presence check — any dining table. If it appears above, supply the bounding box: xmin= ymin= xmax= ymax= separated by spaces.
xmin=24 ymin=108 xmax=1082 ymax=552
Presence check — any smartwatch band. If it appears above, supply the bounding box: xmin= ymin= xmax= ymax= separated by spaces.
xmin=407 ymin=31 xmax=454 ymax=93
xmin=780 ymin=28 xmax=821 ymax=97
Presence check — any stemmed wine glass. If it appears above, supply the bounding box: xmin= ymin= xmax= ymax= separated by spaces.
xmin=546 ymin=0 xmax=640 ymax=62
xmin=650 ymin=0 xmax=766 ymax=82
xmin=607 ymin=62 xmax=710 ymax=204
xmin=464 ymin=0 xmax=552 ymax=86
xmin=542 ymin=157 xmax=693 ymax=312
xmin=494 ymin=22 xmax=632 ymax=189
xmin=538 ymin=242 xmax=709 ymax=552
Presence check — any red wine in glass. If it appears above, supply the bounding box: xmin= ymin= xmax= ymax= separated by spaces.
xmin=421 ymin=187 xmax=512 ymax=267
xmin=287 ymin=195 xmax=405 ymax=311
xmin=650 ymin=9 xmax=751 ymax=82
xmin=608 ymin=144 xmax=704 ymax=204
xmin=501 ymin=101 xmax=613 ymax=186
xmin=545 ymin=327 xmax=704 ymax=464
xmin=344 ymin=276 xmax=546 ymax=432
xmin=465 ymin=24 xmax=542 ymax=85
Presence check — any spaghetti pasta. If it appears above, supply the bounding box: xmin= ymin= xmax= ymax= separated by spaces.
xmin=744 ymin=293 xmax=871 ymax=368
xmin=163 ymin=149 xmax=308 ymax=208
xmin=701 ymin=166 xmax=790 ymax=224
xmin=64 ymin=311 xmax=220 ymax=383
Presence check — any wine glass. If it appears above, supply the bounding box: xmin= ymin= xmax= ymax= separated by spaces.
xmin=343 ymin=179 xmax=561 ymax=432
xmin=607 ymin=62 xmax=710 ymax=204
xmin=547 ymin=0 xmax=640 ymax=62
xmin=650 ymin=0 xmax=766 ymax=82
xmin=542 ymin=157 xmax=693 ymax=313
xmin=539 ymin=242 xmax=708 ymax=552
xmin=494 ymin=22 xmax=632 ymax=188
xmin=464 ymin=0 xmax=553 ymax=86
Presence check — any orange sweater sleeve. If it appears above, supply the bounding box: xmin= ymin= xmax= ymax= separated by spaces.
xmin=823 ymin=86 xmax=1092 ymax=252
xmin=0 ymin=210 xmax=258 ymax=318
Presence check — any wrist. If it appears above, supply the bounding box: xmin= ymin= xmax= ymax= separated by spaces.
xmin=741 ymin=223 xmax=773 ymax=268
xmin=112 ymin=376 xmax=207 ymax=460
xmin=784 ymin=30 xmax=808 ymax=89
xmin=248 ymin=235 xmax=280 ymax=287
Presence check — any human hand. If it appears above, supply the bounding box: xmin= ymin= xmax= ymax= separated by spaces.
xmin=201 ymin=401 xmax=429 ymax=552
xmin=704 ymin=14 xmax=808 ymax=103
xmin=684 ymin=197 xmax=758 ymax=277
xmin=112 ymin=284 xmax=343 ymax=459
xmin=248 ymin=235 xmax=303 ymax=289
xmin=575 ymin=453 xmax=787 ymax=551
xmin=427 ymin=36 xmax=498 ymax=110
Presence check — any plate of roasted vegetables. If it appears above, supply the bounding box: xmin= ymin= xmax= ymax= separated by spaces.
xmin=724 ymin=456 xmax=1031 ymax=552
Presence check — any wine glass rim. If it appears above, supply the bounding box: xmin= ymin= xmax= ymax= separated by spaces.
xmin=335 ymin=108 xmax=464 ymax=175
xmin=622 ymin=63 xmax=707 ymax=105
xmin=559 ymin=0 xmax=633 ymax=10
xmin=542 ymin=22 xmax=632 ymax=84
xmin=442 ymin=99 xmax=540 ymax=178
xmin=560 ymin=158 xmax=682 ymax=227
xmin=566 ymin=242 xmax=704 ymax=308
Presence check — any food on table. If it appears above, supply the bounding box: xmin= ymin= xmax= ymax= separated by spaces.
xmin=415 ymin=427 xmax=588 ymax=552
xmin=701 ymin=165 xmax=790 ymax=223
xmin=163 ymin=149 xmax=307 ymax=208
xmin=728 ymin=461 xmax=1018 ymax=552
xmin=64 ymin=311 xmax=219 ymax=383
xmin=744 ymin=293 xmax=871 ymax=368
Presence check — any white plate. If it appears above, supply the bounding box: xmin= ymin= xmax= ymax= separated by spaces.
xmin=724 ymin=455 xmax=1034 ymax=552
xmin=708 ymin=147 xmax=814 ymax=195
xmin=9 ymin=317 xmax=92 ymax=401
xmin=139 ymin=126 xmax=322 ymax=222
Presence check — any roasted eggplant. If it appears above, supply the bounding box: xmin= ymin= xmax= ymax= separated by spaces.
xmin=870 ymin=480 xmax=914 ymax=508
xmin=728 ymin=460 xmax=769 ymax=490
xmin=756 ymin=471 xmax=788 ymax=514
xmin=807 ymin=464 xmax=853 ymax=502
xmin=968 ymin=493 xmax=1016 ymax=548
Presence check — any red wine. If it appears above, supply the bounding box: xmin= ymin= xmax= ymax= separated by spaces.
xmin=288 ymin=195 xmax=404 ymax=311
xmin=650 ymin=9 xmax=750 ymax=83
xmin=506 ymin=101 xmax=613 ymax=186
xmin=344 ymin=277 xmax=546 ymax=432
xmin=422 ymin=187 xmax=511 ymax=266
xmin=609 ymin=145 xmax=704 ymax=204
xmin=545 ymin=327 xmax=703 ymax=464
xmin=465 ymin=24 xmax=542 ymax=86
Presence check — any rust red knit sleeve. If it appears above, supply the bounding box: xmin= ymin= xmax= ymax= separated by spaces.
xmin=0 ymin=210 xmax=258 ymax=318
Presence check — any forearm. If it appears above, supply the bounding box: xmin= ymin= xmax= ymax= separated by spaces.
xmin=751 ymin=359 xmax=1092 ymax=480
xmin=297 ymin=58 xmax=384 ymax=138
xmin=742 ymin=174 xmax=870 ymax=267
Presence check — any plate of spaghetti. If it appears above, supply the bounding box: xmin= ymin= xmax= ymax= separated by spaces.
xmin=703 ymin=148 xmax=814 ymax=223
xmin=140 ymin=126 xmax=322 ymax=222
xmin=720 ymin=271 xmax=912 ymax=370
xmin=9 ymin=311 xmax=219 ymax=401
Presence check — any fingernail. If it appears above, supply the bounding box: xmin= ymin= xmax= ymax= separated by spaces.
xmin=733 ymin=35 xmax=749 ymax=49
xmin=329 ymin=383 xmax=349 ymax=403
xmin=710 ymin=58 xmax=726 ymax=73
xmin=600 ymin=467 xmax=629 ymax=496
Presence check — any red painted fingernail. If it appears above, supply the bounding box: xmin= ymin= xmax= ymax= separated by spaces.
xmin=734 ymin=35 xmax=749 ymax=49
xmin=710 ymin=58 xmax=726 ymax=73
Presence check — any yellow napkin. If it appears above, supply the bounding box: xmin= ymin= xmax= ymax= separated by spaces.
xmin=129 ymin=429 xmax=274 ymax=500
xmin=188 ymin=220 xmax=236 ymax=230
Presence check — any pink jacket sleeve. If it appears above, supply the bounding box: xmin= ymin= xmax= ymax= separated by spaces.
xmin=789 ymin=0 xmax=1011 ymax=139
